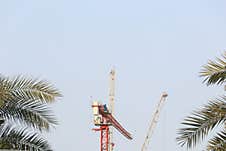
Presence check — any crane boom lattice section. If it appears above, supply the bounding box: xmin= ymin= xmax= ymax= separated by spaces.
xmin=141 ymin=92 xmax=168 ymax=151
xmin=109 ymin=69 xmax=115 ymax=151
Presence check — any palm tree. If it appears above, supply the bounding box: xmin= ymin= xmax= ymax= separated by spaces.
xmin=0 ymin=75 xmax=61 ymax=150
xmin=176 ymin=52 xmax=226 ymax=151
xmin=200 ymin=52 xmax=226 ymax=86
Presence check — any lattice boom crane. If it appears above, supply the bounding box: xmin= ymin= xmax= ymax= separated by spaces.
xmin=141 ymin=92 xmax=168 ymax=151
xmin=92 ymin=70 xmax=132 ymax=151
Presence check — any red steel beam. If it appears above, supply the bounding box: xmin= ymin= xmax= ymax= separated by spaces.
xmin=98 ymin=105 xmax=132 ymax=140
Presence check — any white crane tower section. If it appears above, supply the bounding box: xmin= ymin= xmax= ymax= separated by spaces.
xmin=141 ymin=92 xmax=168 ymax=151
xmin=109 ymin=69 xmax=115 ymax=114
xmin=109 ymin=69 xmax=115 ymax=151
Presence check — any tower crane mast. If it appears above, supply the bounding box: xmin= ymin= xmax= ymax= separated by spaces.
xmin=108 ymin=69 xmax=115 ymax=151
xmin=141 ymin=92 xmax=168 ymax=151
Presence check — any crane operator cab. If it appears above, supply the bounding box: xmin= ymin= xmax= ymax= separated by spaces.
xmin=103 ymin=104 xmax=111 ymax=114
xmin=92 ymin=101 xmax=111 ymax=126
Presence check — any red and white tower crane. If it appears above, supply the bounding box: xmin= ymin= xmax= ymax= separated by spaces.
xmin=92 ymin=70 xmax=132 ymax=151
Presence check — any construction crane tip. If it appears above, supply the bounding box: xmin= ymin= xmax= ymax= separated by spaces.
xmin=162 ymin=92 xmax=168 ymax=97
xmin=110 ymin=69 xmax=115 ymax=75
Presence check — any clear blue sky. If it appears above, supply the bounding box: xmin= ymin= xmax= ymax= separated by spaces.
xmin=0 ymin=0 xmax=225 ymax=151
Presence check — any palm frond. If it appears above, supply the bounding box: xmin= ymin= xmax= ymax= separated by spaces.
xmin=0 ymin=99 xmax=58 ymax=131
xmin=200 ymin=52 xmax=226 ymax=85
xmin=0 ymin=125 xmax=52 ymax=151
xmin=207 ymin=131 xmax=226 ymax=151
xmin=176 ymin=97 xmax=226 ymax=148
xmin=0 ymin=76 xmax=62 ymax=103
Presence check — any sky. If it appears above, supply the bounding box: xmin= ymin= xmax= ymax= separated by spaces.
xmin=0 ymin=0 xmax=225 ymax=151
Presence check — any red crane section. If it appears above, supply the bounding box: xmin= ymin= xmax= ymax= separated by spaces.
xmin=92 ymin=102 xmax=132 ymax=151
xmin=98 ymin=105 xmax=132 ymax=140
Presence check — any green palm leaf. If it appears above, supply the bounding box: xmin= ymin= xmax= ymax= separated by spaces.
xmin=0 ymin=76 xmax=62 ymax=104
xmin=176 ymin=97 xmax=226 ymax=148
xmin=0 ymin=99 xmax=57 ymax=131
xmin=0 ymin=125 xmax=52 ymax=151
xmin=206 ymin=131 xmax=226 ymax=151
xmin=200 ymin=52 xmax=226 ymax=85
xmin=0 ymin=75 xmax=61 ymax=150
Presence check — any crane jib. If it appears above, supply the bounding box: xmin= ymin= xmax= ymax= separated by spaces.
xmin=99 ymin=105 xmax=133 ymax=140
